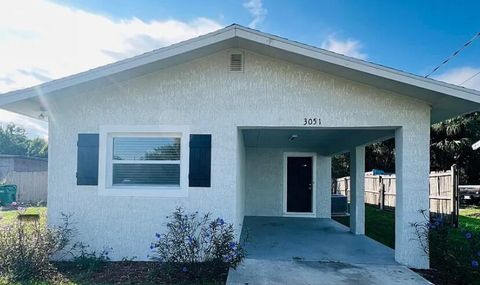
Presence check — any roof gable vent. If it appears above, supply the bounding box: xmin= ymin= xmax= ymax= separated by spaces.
xmin=230 ymin=53 xmax=243 ymax=72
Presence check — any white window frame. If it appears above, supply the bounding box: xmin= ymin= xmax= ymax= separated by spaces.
xmin=98 ymin=125 xmax=189 ymax=197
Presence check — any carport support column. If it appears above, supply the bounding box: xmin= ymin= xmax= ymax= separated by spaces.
xmin=349 ymin=146 xmax=365 ymax=235
xmin=317 ymin=155 xmax=332 ymax=218
xmin=395 ymin=126 xmax=430 ymax=269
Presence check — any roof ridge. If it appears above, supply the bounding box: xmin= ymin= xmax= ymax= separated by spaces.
xmin=0 ymin=23 xmax=479 ymax=124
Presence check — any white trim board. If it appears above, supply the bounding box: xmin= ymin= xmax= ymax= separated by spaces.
xmin=97 ymin=125 xmax=190 ymax=197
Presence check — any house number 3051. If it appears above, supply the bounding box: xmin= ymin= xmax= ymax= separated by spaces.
xmin=304 ymin=118 xmax=321 ymax=126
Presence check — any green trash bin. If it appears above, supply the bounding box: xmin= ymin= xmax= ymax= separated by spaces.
xmin=0 ymin=185 xmax=17 ymax=206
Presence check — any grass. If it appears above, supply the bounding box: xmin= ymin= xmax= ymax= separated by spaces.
xmin=333 ymin=204 xmax=480 ymax=250
xmin=459 ymin=206 xmax=480 ymax=231
xmin=0 ymin=207 xmax=46 ymax=225
xmin=333 ymin=205 xmax=396 ymax=248
xmin=449 ymin=206 xmax=480 ymax=245
xmin=334 ymin=204 xmax=480 ymax=284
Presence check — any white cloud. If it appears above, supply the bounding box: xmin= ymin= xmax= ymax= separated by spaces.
xmin=0 ymin=0 xmax=223 ymax=138
xmin=321 ymin=35 xmax=367 ymax=60
xmin=243 ymin=0 xmax=267 ymax=29
xmin=433 ymin=67 xmax=480 ymax=91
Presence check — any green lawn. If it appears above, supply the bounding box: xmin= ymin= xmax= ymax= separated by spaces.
xmin=459 ymin=206 xmax=480 ymax=231
xmin=333 ymin=205 xmax=396 ymax=248
xmin=0 ymin=207 xmax=46 ymax=225
xmin=333 ymin=204 xmax=480 ymax=250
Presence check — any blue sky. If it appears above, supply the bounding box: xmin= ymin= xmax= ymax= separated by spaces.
xmin=53 ymin=0 xmax=480 ymax=75
xmin=0 ymin=0 xmax=479 ymax=138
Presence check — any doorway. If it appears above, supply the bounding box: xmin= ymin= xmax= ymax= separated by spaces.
xmin=283 ymin=152 xmax=316 ymax=216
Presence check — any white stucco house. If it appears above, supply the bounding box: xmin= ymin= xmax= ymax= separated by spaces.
xmin=1 ymin=24 xmax=480 ymax=269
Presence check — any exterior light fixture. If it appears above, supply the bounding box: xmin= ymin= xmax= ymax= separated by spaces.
xmin=38 ymin=113 xmax=48 ymax=120
xmin=289 ymin=134 xmax=298 ymax=142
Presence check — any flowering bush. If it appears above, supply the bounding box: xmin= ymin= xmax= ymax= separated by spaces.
xmin=68 ymin=242 xmax=111 ymax=272
xmin=149 ymin=207 xmax=245 ymax=280
xmin=412 ymin=210 xmax=480 ymax=284
xmin=0 ymin=209 xmax=73 ymax=282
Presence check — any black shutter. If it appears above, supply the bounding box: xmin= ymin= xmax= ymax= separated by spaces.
xmin=189 ymin=134 xmax=211 ymax=187
xmin=76 ymin=134 xmax=99 ymax=186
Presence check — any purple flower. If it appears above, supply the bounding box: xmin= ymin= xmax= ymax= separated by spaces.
xmin=217 ymin=218 xmax=225 ymax=226
xmin=229 ymin=242 xmax=236 ymax=249
xmin=155 ymin=233 xmax=161 ymax=238
xmin=11 ymin=202 xmax=17 ymax=207
xmin=472 ymin=260 xmax=479 ymax=268
xmin=465 ymin=232 xmax=473 ymax=240
xmin=150 ymin=244 xmax=155 ymax=250
xmin=182 ymin=266 xmax=188 ymax=273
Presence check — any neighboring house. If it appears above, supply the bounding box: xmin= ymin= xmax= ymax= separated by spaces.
xmin=1 ymin=24 xmax=480 ymax=269
xmin=0 ymin=154 xmax=48 ymax=203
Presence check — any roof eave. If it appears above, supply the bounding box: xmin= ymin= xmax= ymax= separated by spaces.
xmin=1 ymin=24 xmax=479 ymax=123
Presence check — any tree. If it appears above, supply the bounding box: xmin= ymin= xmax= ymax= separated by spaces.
xmin=430 ymin=112 xmax=480 ymax=184
xmin=0 ymin=123 xmax=48 ymax=158
xmin=332 ymin=153 xmax=349 ymax=178
xmin=27 ymin=138 xmax=48 ymax=158
xmin=365 ymin=138 xmax=395 ymax=173
xmin=332 ymin=112 xmax=480 ymax=184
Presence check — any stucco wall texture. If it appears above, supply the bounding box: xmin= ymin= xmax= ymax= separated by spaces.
xmin=244 ymin=148 xmax=332 ymax=218
xmin=46 ymin=49 xmax=430 ymax=268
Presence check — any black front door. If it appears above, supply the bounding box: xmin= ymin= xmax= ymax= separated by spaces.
xmin=287 ymin=156 xmax=313 ymax=213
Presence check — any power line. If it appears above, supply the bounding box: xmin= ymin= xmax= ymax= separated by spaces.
xmin=425 ymin=31 xmax=480 ymax=78
xmin=460 ymin=70 xmax=480 ymax=86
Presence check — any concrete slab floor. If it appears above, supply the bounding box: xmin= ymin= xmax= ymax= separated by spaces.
xmin=227 ymin=216 xmax=431 ymax=285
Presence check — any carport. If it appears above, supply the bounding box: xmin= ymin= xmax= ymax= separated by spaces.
xmin=236 ymin=126 xmax=429 ymax=268
xmin=227 ymin=216 xmax=429 ymax=284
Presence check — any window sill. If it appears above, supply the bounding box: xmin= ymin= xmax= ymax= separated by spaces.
xmin=98 ymin=186 xmax=188 ymax=197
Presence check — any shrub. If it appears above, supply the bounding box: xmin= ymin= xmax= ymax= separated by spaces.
xmin=68 ymin=242 xmax=111 ymax=272
xmin=150 ymin=207 xmax=245 ymax=280
xmin=412 ymin=210 xmax=480 ymax=285
xmin=0 ymin=210 xmax=73 ymax=282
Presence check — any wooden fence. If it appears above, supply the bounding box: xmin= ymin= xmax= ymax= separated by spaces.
xmin=5 ymin=171 xmax=48 ymax=204
xmin=332 ymin=165 xmax=460 ymax=225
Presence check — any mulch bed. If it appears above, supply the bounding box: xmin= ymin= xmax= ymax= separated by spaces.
xmin=412 ymin=268 xmax=443 ymax=285
xmin=55 ymin=261 xmax=228 ymax=285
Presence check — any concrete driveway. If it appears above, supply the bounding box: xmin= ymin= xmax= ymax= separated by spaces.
xmin=227 ymin=217 xmax=431 ymax=285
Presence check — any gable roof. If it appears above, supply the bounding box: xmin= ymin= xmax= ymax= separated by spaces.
xmin=1 ymin=24 xmax=480 ymax=123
